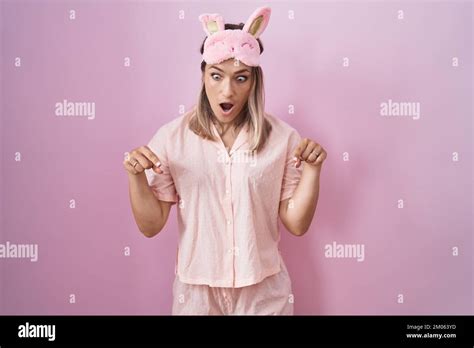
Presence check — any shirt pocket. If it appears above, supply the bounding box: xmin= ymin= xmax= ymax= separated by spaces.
xmin=171 ymin=150 xmax=216 ymax=191
xmin=242 ymin=150 xmax=284 ymax=200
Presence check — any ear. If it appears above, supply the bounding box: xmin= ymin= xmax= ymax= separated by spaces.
xmin=242 ymin=6 xmax=271 ymax=38
xmin=198 ymin=13 xmax=225 ymax=36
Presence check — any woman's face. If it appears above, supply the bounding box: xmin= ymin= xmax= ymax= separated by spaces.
xmin=203 ymin=59 xmax=253 ymax=124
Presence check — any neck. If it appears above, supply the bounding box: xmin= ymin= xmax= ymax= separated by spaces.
xmin=214 ymin=110 xmax=247 ymax=136
xmin=217 ymin=121 xmax=233 ymax=133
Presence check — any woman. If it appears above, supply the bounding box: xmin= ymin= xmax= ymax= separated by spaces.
xmin=124 ymin=6 xmax=327 ymax=315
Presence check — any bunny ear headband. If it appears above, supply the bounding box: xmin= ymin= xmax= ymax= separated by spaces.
xmin=198 ymin=6 xmax=271 ymax=67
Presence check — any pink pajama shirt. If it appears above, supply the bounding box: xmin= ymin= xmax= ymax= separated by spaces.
xmin=145 ymin=107 xmax=303 ymax=314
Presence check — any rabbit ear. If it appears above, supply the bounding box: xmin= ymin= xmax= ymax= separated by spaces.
xmin=198 ymin=13 xmax=225 ymax=36
xmin=242 ymin=6 xmax=271 ymax=38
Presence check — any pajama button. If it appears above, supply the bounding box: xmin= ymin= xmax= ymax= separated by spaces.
xmin=227 ymin=220 xmax=231 ymax=225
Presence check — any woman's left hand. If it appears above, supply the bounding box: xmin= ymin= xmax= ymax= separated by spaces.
xmin=293 ymin=138 xmax=327 ymax=169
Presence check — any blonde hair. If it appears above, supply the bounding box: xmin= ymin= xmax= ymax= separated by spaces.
xmin=188 ymin=65 xmax=272 ymax=153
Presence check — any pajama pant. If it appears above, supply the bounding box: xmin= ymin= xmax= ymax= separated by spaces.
xmin=171 ymin=259 xmax=294 ymax=315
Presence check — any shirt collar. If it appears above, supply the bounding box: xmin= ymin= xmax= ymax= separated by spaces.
xmin=210 ymin=121 xmax=250 ymax=155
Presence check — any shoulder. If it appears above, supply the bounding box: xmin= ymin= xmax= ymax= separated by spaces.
xmin=264 ymin=112 xmax=301 ymax=139
xmin=150 ymin=109 xmax=194 ymax=140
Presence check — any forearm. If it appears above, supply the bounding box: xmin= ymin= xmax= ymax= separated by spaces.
xmin=128 ymin=172 xmax=165 ymax=237
xmin=284 ymin=163 xmax=321 ymax=235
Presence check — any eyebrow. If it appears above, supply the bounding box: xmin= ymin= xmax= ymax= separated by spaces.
xmin=209 ymin=66 xmax=250 ymax=74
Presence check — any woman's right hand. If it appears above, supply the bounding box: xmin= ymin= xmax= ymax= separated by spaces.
xmin=124 ymin=146 xmax=163 ymax=175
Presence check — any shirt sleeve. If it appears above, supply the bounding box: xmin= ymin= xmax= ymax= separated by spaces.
xmin=144 ymin=125 xmax=178 ymax=204
xmin=280 ymin=129 xmax=303 ymax=201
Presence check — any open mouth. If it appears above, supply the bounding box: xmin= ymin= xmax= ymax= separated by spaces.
xmin=219 ymin=103 xmax=234 ymax=114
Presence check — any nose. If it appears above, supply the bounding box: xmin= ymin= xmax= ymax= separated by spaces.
xmin=221 ymin=77 xmax=234 ymax=98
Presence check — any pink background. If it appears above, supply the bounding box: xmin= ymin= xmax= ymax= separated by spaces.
xmin=1 ymin=0 xmax=472 ymax=315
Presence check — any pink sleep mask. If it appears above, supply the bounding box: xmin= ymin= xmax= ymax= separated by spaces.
xmin=198 ymin=6 xmax=271 ymax=67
